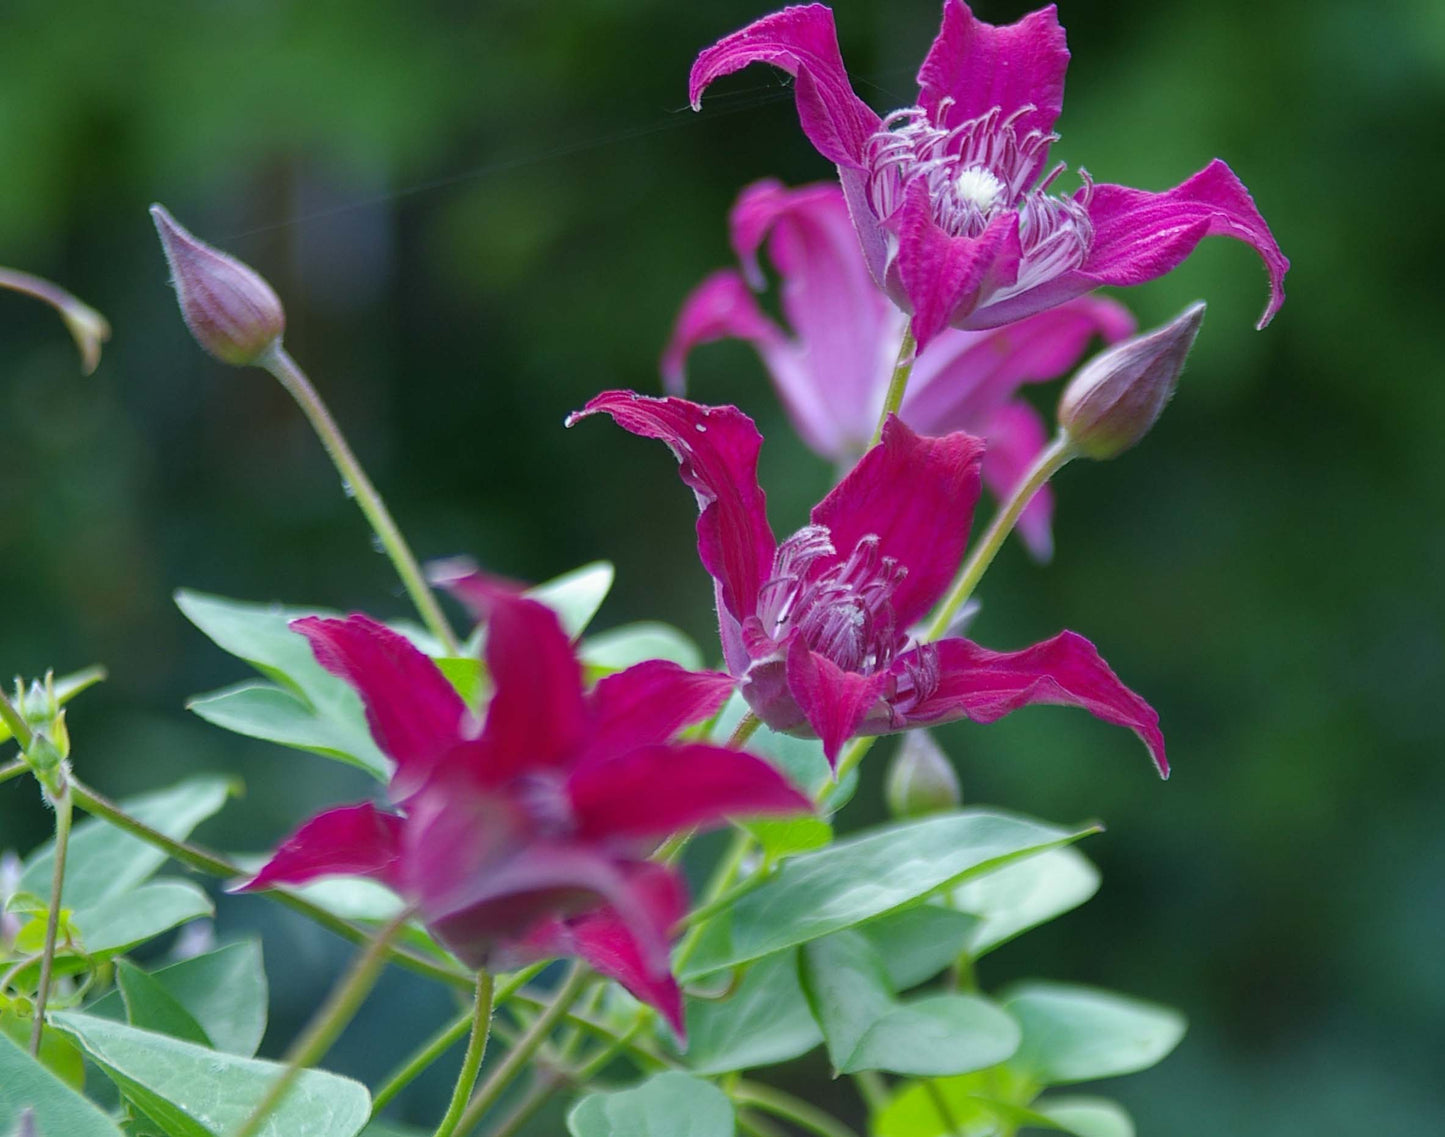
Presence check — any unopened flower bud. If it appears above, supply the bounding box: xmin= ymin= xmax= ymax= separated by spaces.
xmin=150 ymin=204 xmax=285 ymax=366
xmin=886 ymin=730 xmax=961 ymax=819
xmin=1058 ymin=302 xmax=1206 ymax=460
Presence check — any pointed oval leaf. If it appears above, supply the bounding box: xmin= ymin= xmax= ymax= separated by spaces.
xmin=134 ymin=942 xmax=268 ymax=1057
xmin=580 ymin=622 xmax=703 ymax=674
xmin=855 ymin=904 xmax=978 ymax=992
xmin=116 ymin=962 xmax=212 ymax=1048
xmin=1033 ymin=1096 xmax=1135 ymax=1137
xmin=953 ymin=847 xmax=1100 ymax=958
xmin=685 ymin=950 xmax=821 ymax=1075
xmin=50 ymin=1013 xmax=370 ymax=1137
xmin=527 ymin=561 xmax=615 ymax=639
xmin=680 ymin=810 xmax=1091 ymax=979
xmin=74 ymin=881 xmax=215 ymax=960
xmin=0 ymin=1032 xmax=123 ymax=1136
xmin=21 ymin=777 xmax=233 ymax=910
xmin=568 ymin=1072 xmax=732 ymax=1137
xmin=1003 ymin=982 xmax=1186 ymax=1085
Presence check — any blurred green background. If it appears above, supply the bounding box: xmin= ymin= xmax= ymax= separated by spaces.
xmin=2 ymin=0 xmax=1442 ymax=1131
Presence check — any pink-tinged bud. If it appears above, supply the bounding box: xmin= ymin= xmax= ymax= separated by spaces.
xmin=885 ymin=730 xmax=961 ymax=819
xmin=1058 ymin=303 xmax=1206 ymax=460
xmin=150 ymin=204 xmax=285 ymax=366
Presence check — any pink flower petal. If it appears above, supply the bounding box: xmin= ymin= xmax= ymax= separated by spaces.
xmin=568 ymin=393 xmax=776 ymax=674
xmin=1080 ymin=159 xmax=1289 ymax=329
xmin=689 ymin=3 xmax=881 ymax=168
xmin=812 ymin=415 xmax=985 ymax=628
xmin=908 ymin=632 xmax=1168 ymax=776
xmin=583 ymin=660 xmax=736 ymax=761
xmin=895 ymin=185 xmax=1022 ymax=349
xmin=728 ymin=180 xmax=899 ymax=456
xmin=569 ymin=742 xmax=811 ymax=840
xmin=916 ymin=0 xmax=1070 ymax=185
xmin=979 ymin=399 xmax=1056 ymax=562
xmin=291 ymin=615 xmax=466 ymax=804
xmin=235 ymin=802 xmax=403 ymax=892
xmin=784 ymin=638 xmax=890 ymax=766
xmin=431 ymin=572 xmax=586 ymax=782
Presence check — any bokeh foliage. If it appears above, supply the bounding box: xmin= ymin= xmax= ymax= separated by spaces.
xmin=2 ymin=0 xmax=1442 ymax=1131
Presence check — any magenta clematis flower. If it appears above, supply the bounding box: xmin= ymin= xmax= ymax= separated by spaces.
xmin=570 ymin=392 xmax=1168 ymax=777
xmin=689 ymin=2 xmax=1288 ymax=349
xmin=662 ymin=178 xmax=1136 ymax=559
xmin=239 ymin=581 xmax=810 ymax=1033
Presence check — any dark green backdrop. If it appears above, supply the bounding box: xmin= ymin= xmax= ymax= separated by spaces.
xmin=2 ymin=0 xmax=1441 ymax=1132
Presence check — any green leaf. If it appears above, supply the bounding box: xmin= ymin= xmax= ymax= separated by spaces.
xmin=953 ymin=847 xmax=1099 ymax=958
xmin=1031 ymin=1097 xmax=1135 ymax=1137
xmin=116 ymin=962 xmax=212 ymax=1047
xmin=872 ymin=1069 xmax=1036 ymax=1137
xmin=568 ymin=1072 xmax=733 ymax=1137
xmin=580 ymin=622 xmax=702 ymax=673
xmin=1003 ymin=982 xmax=1185 ymax=1085
xmin=742 ymin=816 xmax=833 ymax=863
xmin=680 ymin=810 xmax=1092 ymax=980
xmin=114 ymin=943 xmax=267 ymax=1057
xmin=684 ymin=950 xmax=821 ymax=1075
xmin=51 ymin=1012 xmax=370 ymax=1137
xmin=0 ymin=1031 xmax=123 ymax=1136
xmin=0 ymin=1007 xmax=85 ymax=1090
xmin=802 ymin=930 xmax=1019 ymax=1077
xmin=187 ymin=684 xmax=387 ymax=780
xmin=176 ymin=591 xmax=389 ymax=779
xmin=73 ymin=881 xmax=214 ymax=960
xmin=527 ymin=561 xmax=614 ymax=638
xmin=855 ymin=904 xmax=978 ymax=992
xmin=21 ymin=777 xmax=233 ymax=911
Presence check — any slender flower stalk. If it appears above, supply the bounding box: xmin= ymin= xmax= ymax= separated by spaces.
xmin=0 ymin=760 xmax=26 ymax=786
xmin=870 ymin=327 xmax=917 ymax=447
xmin=371 ymin=1008 xmax=473 ymax=1114
xmin=261 ymin=346 xmax=461 ymax=656
xmin=433 ymin=971 xmax=496 ymax=1137
xmin=732 ymin=1080 xmax=862 ymax=1137
xmin=453 ymin=963 xmax=591 ymax=1137
xmin=66 ymin=778 xmax=474 ymax=990
xmin=229 ymin=911 xmax=411 ymax=1137
xmin=0 ymin=688 xmax=34 ymax=752
xmin=925 ymin=433 xmax=1077 ymax=640
xmin=29 ymin=780 xmax=71 ymax=1057
xmin=0 ymin=267 xmax=110 ymax=374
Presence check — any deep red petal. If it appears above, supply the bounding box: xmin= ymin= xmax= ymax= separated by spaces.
xmin=583 ymin=660 xmax=735 ymax=762
xmin=569 ymin=742 xmax=811 ymax=841
xmin=1081 ymin=159 xmax=1288 ymax=328
xmin=689 ymin=4 xmax=881 ymax=168
xmin=567 ymin=393 xmax=776 ymax=673
xmin=907 ymin=632 xmax=1168 ymax=776
xmin=811 ymin=416 xmax=985 ymax=628
xmin=291 ymin=614 xmax=466 ymax=804
xmin=430 ymin=571 xmax=586 ymax=781
xmin=785 ymin=639 xmax=890 ymax=767
xmin=235 ymin=802 xmax=404 ymax=892
xmin=917 ymin=0 xmax=1069 ymax=186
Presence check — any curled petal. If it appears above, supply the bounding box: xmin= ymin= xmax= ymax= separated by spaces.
xmin=430 ymin=571 xmax=586 ymax=782
xmin=689 ymin=3 xmax=880 ymax=167
xmin=785 ymin=638 xmax=890 ymax=766
xmin=896 ymin=186 xmax=1022 ymax=349
xmin=917 ymin=0 xmax=1069 ymax=177
xmin=812 ymin=415 xmax=985 ymax=628
xmin=569 ymin=742 xmax=811 ymax=840
xmin=661 ymin=269 xmax=788 ymax=395
xmin=0 ymin=267 xmax=110 ymax=374
xmin=584 ymin=660 xmax=736 ymax=760
xmin=979 ymin=399 xmax=1055 ymax=562
xmin=907 ymin=632 xmax=1168 ymax=776
xmin=235 ymin=802 xmax=403 ymax=892
xmin=1080 ymin=159 xmax=1288 ymax=329
xmin=292 ymin=614 xmax=467 ymax=803
xmin=568 ymin=393 xmax=777 ymax=673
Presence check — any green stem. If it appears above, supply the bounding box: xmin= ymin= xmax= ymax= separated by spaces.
xmin=924 ymin=1080 xmax=962 ymax=1136
xmin=0 ymin=687 xmax=34 ymax=752
xmin=452 ymin=963 xmax=590 ymax=1136
xmin=0 ymin=759 xmax=27 ymax=786
xmin=853 ymin=1070 xmax=889 ymax=1114
xmin=824 ymin=736 xmax=878 ymax=802
xmin=68 ymin=778 xmax=473 ymax=990
xmin=870 ymin=327 xmax=917 ymax=448
xmin=732 ymin=1080 xmax=861 ymax=1137
xmin=230 ymin=911 xmax=409 ymax=1137
xmin=504 ymin=989 xmax=671 ymax=1071
xmin=433 ymin=971 xmax=495 ymax=1137
xmin=925 ymin=433 xmax=1077 ymax=641
xmin=262 ymin=346 xmax=460 ymax=656
xmin=672 ymin=827 xmax=754 ymax=971
xmin=737 ymin=1112 xmax=787 ymax=1137
xmin=29 ymin=781 xmax=71 ymax=1056
xmin=728 ymin=712 xmax=762 ymax=748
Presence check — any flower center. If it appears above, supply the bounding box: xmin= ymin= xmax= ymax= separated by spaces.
xmin=756 ymin=526 xmax=907 ymax=674
xmin=863 ymin=101 xmax=1095 ymax=301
